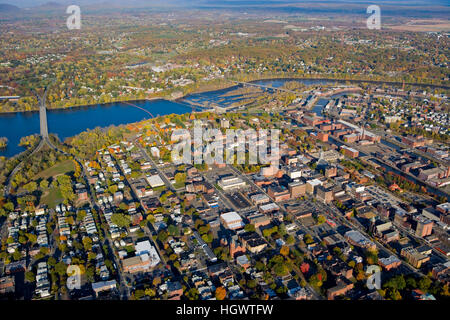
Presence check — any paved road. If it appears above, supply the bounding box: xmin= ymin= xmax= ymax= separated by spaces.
xmin=136 ymin=143 xmax=175 ymax=193
xmin=395 ymin=222 xmax=449 ymax=263
xmin=372 ymin=128 xmax=449 ymax=167
xmin=3 ymin=137 xmax=48 ymax=197
xmin=227 ymin=164 xmax=291 ymax=217
xmin=4 ymin=89 xmax=53 ymax=197
xmin=225 ymin=164 xmax=323 ymax=299
xmin=201 ymin=171 xmax=239 ymax=212
xmin=112 ymin=152 xmax=168 ymax=268
xmin=318 ymin=115 xmax=449 ymax=200
xmin=39 ymin=97 xmax=49 ymax=139
xmin=315 ymin=201 xmax=425 ymax=277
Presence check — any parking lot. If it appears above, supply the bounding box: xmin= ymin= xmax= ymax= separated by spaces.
xmin=366 ymin=185 xmax=402 ymax=205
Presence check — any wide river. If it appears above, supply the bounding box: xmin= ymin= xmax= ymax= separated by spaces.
xmin=2 ymin=77 xmax=438 ymax=158
xmin=0 ymin=78 xmax=338 ymax=158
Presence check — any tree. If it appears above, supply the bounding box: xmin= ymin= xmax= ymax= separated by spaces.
xmin=169 ymin=253 xmax=178 ymax=261
xmin=47 ymin=257 xmax=57 ymax=266
xmin=309 ymin=273 xmax=323 ymax=288
xmin=388 ymin=289 xmax=402 ymax=300
xmin=215 ymin=286 xmax=227 ymax=300
xmin=157 ymin=230 xmax=168 ymax=243
xmin=198 ymin=224 xmax=210 ymax=235
xmin=40 ymin=179 xmax=49 ymax=189
xmin=280 ymin=245 xmax=289 ymax=257
xmin=186 ymin=288 xmax=199 ymax=300
xmin=23 ymin=181 xmax=38 ymax=193
xmin=195 ymin=219 xmax=205 ymax=230
xmin=365 ymin=249 xmax=378 ymax=265
xmin=168 ymin=224 xmax=179 ymax=236
xmin=133 ymin=289 xmax=145 ymax=300
xmin=316 ymin=215 xmax=326 ymax=224
xmin=255 ymin=261 xmax=266 ymax=272
xmin=57 ymin=175 xmax=75 ymax=203
xmin=3 ymin=202 xmax=14 ymax=212
xmin=19 ymin=235 xmax=27 ymax=245
xmin=25 ymin=271 xmax=35 ymax=282
xmin=76 ymin=210 xmax=87 ymax=222
xmin=153 ymin=277 xmax=161 ymax=287
xmin=174 ymin=172 xmax=186 ymax=184
xmin=273 ymin=263 xmax=289 ymax=277
xmin=384 ymin=275 xmax=406 ymax=291
xmin=144 ymin=215 xmax=155 ymax=226
xmin=12 ymin=250 xmax=22 ymax=261
xmin=244 ymin=224 xmax=256 ymax=233
xmin=108 ymin=185 xmax=118 ymax=194
xmin=111 ymin=213 xmax=131 ymax=228
xmin=300 ymin=262 xmax=310 ymax=274
xmin=201 ymin=233 xmax=213 ymax=243
xmin=27 ymin=233 xmax=37 ymax=244
xmin=145 ymin=288 xmax=156 ymax=297
xmin=286 ymin=235 xmax=295 ymax=245
xmin=247 ymin=279 xmax=257 ymax=289
xmin=303 ymin=233 xmax=314 ymax=245
xmin=82 ymin=237 xmax=93 ymax=251
xmin=406 ymin=277 xmax=417 ymax=289
xmin=55 ymin=262 xmax=68 ymax=277
xmin=418 ymin=277 xmax=432 ymax=292
xmin=85 ymin=266 xmax=95 ymax=282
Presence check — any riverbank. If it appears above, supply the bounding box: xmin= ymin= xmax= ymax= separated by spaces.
xmin=2 ymin=75 xmax=449 ymax=115
xmin=0 ymin=137 xmax=7 ymax=149
xmin=0 ymin=76 xmax=448 ymax=158
xmin=237 ymin=74 xmax=450 ymax=90
xmin=0 ymin=99 xmax=195 ymax=158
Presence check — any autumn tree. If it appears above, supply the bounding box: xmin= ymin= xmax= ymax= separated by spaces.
xmin=215 ymin=286 xmax=227 ymax=300
xmin=280 ymin=245 xmax=289 ymax=257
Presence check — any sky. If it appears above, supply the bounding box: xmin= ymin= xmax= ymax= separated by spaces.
xmin=2 ymin=0 xmax=449 ymax=9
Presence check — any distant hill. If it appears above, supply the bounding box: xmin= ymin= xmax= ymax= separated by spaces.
xmin=37 ymin=1 xmax=65 ymax=9
xmin=1 ymin=0 xmax=449 ymax=9
xmin=0 ymin=3 xmax=20 ymax=12
xmin=40 ymin=1 xmax=64 ymax=6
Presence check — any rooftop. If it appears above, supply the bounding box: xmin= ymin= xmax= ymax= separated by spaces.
xmin=220 ymin=212 xmax=244 ymax=227
xmin=146 ymin=174 xmax=165 ymax=188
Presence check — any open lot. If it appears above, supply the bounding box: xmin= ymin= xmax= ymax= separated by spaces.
xmin=34 ymin=160 xmax=75 ymax=180
xmin=41 ymin=187 xmax=64 ymax=207
xmin=387 ymin=19 xmax=450 ymax=32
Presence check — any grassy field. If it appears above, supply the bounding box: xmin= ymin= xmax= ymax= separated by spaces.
xmin=34 ymin=160 xmax=75 ymax=180
xmin=173 ymin=181 xmax=186 ymax=189
xmin=41 ymin=187 xmax=64 ymax=208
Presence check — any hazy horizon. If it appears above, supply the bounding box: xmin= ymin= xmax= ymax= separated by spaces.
xmin=2 ymin=0 xmax=449 ymax=9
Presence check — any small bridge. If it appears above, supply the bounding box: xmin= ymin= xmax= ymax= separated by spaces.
xmin=4 ymin=87 xmax=54 ymax=197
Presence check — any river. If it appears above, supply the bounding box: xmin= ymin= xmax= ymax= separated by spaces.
xmin=0 ymin=100 xmax=191 ymax=158
xmin=0 ymin=78 xmax=341 ymax=158
xmin=0 ymin=77 xmax=442 ymax=158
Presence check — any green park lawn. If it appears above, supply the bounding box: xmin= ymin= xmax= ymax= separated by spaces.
xmin=40 ymin=187 xmax=64 ymax=208
xmin=34 ymin=160 xmax=75 ymax=180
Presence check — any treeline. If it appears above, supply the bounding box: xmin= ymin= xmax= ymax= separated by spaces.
xmin=67 ymin=126 xmax=128 ymax=159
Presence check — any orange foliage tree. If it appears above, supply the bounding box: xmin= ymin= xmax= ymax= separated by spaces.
xmin=215 ymin=287 xmax=227 ymax=300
